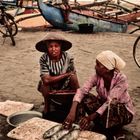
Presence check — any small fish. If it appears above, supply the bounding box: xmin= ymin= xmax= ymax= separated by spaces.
xmin=61 ymin=129 xmax=80 ymax=140
xmin=43 ymin=124 xmax=80 ymax=140
xmin=43 ymin=125 xmax=62 ymax=139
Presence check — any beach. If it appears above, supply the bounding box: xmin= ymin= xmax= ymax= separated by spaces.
xmin=0 ymin=28 xmax=140 ymax=139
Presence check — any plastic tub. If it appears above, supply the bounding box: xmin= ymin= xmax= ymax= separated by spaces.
xmin=7 ymin=111 xmax=42 ymax=127
xmin=78 ymin=24 xmax=94 ymax=33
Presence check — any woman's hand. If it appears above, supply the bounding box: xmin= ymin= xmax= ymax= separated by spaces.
xmin=67 ymin=71 xmax=76 ymax=77
xmin=63 ymin=112 xmax=76 ymax=129
xmin=78 ymin=116 xmax=91 ymax=130
xmin=111 ymin=98 xmax=118 ymax=105
xmin=79 ymin=112 xmax=100 ymax=130
xmin=63 ymin=101 xmax=78 ymax=129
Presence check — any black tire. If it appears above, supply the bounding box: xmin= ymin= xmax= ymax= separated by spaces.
xmin=4 ymin=16 xmax=16 ymax=46
xmin=6 ymin=24 xmax=16 ymax=46
xmin=133 ymin=36 xmax=140 ymax=68
xmin=0 ymin=14 xmax=18 ymax=36
xmin=6 ymin=13 xmax=18 ymax=36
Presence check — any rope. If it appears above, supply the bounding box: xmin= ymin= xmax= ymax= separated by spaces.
xmin=106 ymin=100 xmax=111 ymax=128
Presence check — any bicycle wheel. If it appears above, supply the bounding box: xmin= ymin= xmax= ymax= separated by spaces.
xmin=0 ymin=13 xmax=18 ymax=36
xmin=133 ymin=36 xmax=140 ymax=68
xmin=4 ymin=16 xmax=16 ymax=46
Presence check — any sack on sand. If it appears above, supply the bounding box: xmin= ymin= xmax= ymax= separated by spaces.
xmin=0 ymin=100 xmax=34 ymax=116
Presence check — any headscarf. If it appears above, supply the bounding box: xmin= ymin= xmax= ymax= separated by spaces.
xmin=96 ymin=50 xmax=126 ymax=71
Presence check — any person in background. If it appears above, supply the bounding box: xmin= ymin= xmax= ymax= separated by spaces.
xmin=47 ymin=0 xmax=72 ymax=24
xmin=63 ymin=50 xmax=134 ymax=140
xmin=61 ymin=0 xmax=72 ymax=24
xmin=35 ymin=32 xmax=79 ymax=123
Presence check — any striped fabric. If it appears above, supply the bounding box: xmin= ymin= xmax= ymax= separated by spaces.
xmin=39 ymin=52 xmax=74 ymax=76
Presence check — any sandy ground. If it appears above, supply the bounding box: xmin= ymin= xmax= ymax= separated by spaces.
xmin=0 ymin=28 xmax=140 ymax=140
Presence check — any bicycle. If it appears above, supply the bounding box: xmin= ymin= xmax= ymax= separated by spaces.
xmin=133 ymin=35 xmax=140 ymax=68
xmin=0 ymin=4 xmax=18 ymax=46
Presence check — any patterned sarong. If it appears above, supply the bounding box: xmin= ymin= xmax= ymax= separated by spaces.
xmin=79 ymin=93 xmax=133 ymax=129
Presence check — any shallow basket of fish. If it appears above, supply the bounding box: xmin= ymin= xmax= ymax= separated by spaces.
xmin=78 ymin=24 xmax=94 ymax=33
xmin=7 ymin=110 xmax=42 ymax=127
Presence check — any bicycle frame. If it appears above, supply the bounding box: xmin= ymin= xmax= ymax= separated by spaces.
xmin=0 ymin=4 xmax=18 ymax=45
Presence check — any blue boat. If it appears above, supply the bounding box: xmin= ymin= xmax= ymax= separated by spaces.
xmin=37 ymin=0 xmax=128 ymax=33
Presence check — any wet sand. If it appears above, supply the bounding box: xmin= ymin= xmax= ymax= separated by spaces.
xmin=0 ymin=28 xmax=140 ymax=139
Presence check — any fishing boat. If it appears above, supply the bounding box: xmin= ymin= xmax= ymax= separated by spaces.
xmin=37 ymin=0 xmax=128 ymax=33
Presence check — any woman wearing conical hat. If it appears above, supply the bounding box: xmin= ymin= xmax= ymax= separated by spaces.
xmin=35 ymin=32 xmax=80 ymax=123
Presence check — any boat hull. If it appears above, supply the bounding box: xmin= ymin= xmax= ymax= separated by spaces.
xmin=37 ymin=0 xmax=128 ymax=33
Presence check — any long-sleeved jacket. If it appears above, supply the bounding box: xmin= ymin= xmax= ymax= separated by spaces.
xmin=73 ymin=71 xmax=134 ymax=116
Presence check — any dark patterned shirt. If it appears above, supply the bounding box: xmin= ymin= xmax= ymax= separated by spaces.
xmin=39 ymin=52 xmax=75 ymax=77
